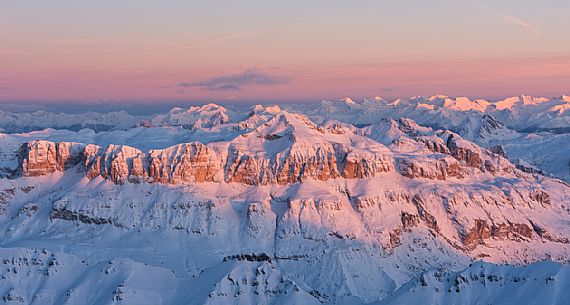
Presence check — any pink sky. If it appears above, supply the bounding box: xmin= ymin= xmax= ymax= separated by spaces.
xmin=1 ymin=1 xmax=569 ymax=103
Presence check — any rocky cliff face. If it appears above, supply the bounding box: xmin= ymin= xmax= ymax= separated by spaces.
xmin=84 ymin=142 xmax=223 ymax=184
xmin=20 ymin=139 xmax=395 ymax=185
xmin=350 ymin=185 xmax=565 ymax=254
xmin=19 ymin=141 xmax=86 ymax=177
xmin=147 ymin=143 xmax=222 ymax=184
xmin=361 ymin=118 xmax=519 ymax=181
xmin=84 ymin=144 xmax=146 ymax=183
xmin=16 ymin=113 xmax=528 ymax=185
xmin=397 ymin=156 xmax=463 ymax=180
xmin=17 ymin=112 xmax=399 ymax=185
xmin=444 ymin=133 xmax=514 ymax=174
xmin=225 ymin=142 xmax=393 ymax=185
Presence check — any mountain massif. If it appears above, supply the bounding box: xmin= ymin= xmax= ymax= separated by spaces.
xmin=1 ymin=97 xmax=569 ymax=304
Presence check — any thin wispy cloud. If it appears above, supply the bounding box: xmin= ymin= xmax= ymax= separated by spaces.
xmin=215 ymin=0 xmax=230 ymax=7
xmin=174 ymin=68 xmax=290 ymax=91
xmin=1 ymin=38 xmax=105 ymax=56
xmin=498 ymin=13 xmax=540 ymax=36
xmin=159 ymin=32 xmax=254 ymax=52
xmin=472 ymin=2 xmax=540 ymax=36
xmin=49 ymin=38 xmax=102 ymax=45
xmin=0 ymin=48 xmax=108 ymax=56
xmin=0 ymin=86 xmax=13 ymax=90
xmin=0 ymin=50 xmax=30 ymax=55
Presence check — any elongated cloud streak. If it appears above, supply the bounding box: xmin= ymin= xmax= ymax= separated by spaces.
xmin=471 ymin=2 xmax=540 ymax=36
xmin=498 ymin=13 xmax=540 ymax=35
xmin=160 ymin=32 xmax=254 ymax=52
xmin=176 ymin=68 xmax=290 ymax=91
xmin=50 ymin=39 xmax=102 ymax=45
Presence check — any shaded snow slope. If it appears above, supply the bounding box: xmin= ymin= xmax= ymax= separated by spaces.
xmin=377 ymin=261 xmax=570 ymax=305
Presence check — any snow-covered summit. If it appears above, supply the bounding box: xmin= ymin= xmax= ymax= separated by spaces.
xmin=151 ymin=103 xmax=230 ymax=128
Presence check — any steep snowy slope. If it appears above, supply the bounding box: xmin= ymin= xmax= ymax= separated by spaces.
xmin=378 ymin=261 xmax=570 ymax=305
xmin=1 ymin=166 xmax=569 ymax=304
xmin=483 ymin=132 xmax=570 ymax=183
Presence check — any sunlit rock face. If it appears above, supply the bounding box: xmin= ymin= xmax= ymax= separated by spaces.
xmin=225 ymin=143 xmax=393 ymax=185
xmin=16 ymin=111 xmax=519 ymax=185
xmin=20 ymin=141 xmax=86 ymax=177
xmin=20 ymin=140 xmax=394 ymax=185
xmin=147 ymin=143 xmax=222 ymax=184
xmin=85 ymin=143 xmax=223 ymax=184
xmin=18 ymin=112 xmax=397 ymax=185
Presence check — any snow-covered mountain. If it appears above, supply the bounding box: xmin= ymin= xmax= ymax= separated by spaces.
xmin=4 ymin=95 xmax=567 ymax=182
xmin=0 ymin=110 xmax=143 ymax=133
xmin=0 ymin=99 xmax=569 ymax=304
xmin=4 ymin=94 xmax=569 ymax=134
xmin=290 ymin=95 xmax=570 ymax=134
xmin=147 ymin=103 xmax=232 ymax=129
xmin=285 ymin=96 xmax=570 ymax=182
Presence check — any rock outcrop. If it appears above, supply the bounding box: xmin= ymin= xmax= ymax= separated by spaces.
xmin=443 ymin=133 xmax=515 ymax=174
xmin=147 ymin=143 xmax=222 ymax=184
xmin=397 ymin=156 xmax=463 ymax=180
xmin=462 ymin=220 xmax=535 ymax=250
xmin=19 ymin=141 xmax=86 ymax=177
xmin=84 ymin=144 xmax=146 ymax=184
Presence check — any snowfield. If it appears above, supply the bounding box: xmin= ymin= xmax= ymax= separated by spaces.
xmin=0 ymin=97 xmax=569 ymax=304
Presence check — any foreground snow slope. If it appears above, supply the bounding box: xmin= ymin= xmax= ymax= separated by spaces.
xmin=377 ymin=261 xmax=570 ymax=305
xmin=1 ymin=169 xmax=569 ymax=304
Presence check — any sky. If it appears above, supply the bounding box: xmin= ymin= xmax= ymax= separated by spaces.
xmin=1 ymin=0 xmax=569 ymax=104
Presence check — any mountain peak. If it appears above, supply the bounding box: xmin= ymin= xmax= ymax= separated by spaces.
xmin=373 ymin=96 xmax=387 ymax=103
xmin=340 ymin=97 xmax=356 ymax=105
xmin=251 ymin=104 xmax=282 ymax=115
xmin=187 ymin=102 xmax=227 ymax=113
xmin=497 ymin=95 xmax=549 ymax=110
xmin=427 ymin=94 xmax=450 ymax=101
xmin=254 ymin=111 xmax=323 ymax=137
xmin=154 ymin=103 xmax=229 ymax=128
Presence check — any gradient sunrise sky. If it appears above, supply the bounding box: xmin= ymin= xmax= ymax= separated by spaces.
xmin=1 ymin=0 xmax=569 ymax=103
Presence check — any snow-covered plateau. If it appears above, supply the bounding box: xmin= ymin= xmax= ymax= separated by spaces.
xmin=0 ymin=96 xmax=569 ymax=304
